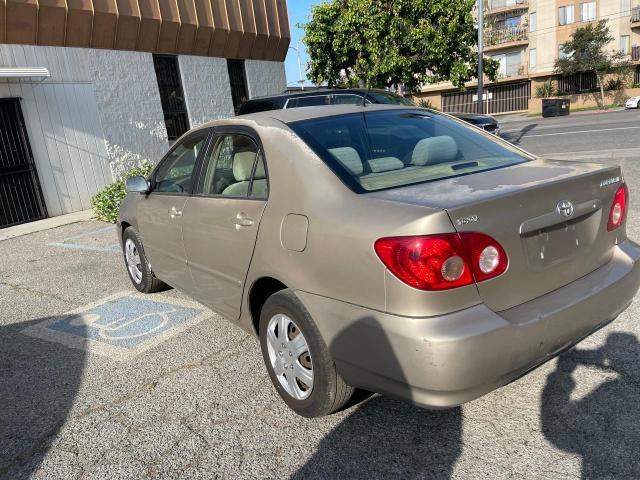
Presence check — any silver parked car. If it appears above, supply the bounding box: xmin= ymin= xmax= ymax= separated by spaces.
xmin=118 ymin=105 xmax=640 ymax=417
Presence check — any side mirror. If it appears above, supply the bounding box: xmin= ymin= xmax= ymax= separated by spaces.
xmin=125 ymin=176 xmax=150 ymax=193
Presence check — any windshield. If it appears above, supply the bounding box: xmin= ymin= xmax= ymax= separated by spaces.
xmin=289 ymin=109 xmax=531 ymax=193
xmin=368 ymin=91 xmax=414 ymax=106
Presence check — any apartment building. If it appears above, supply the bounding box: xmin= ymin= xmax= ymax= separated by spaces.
xmin=418 ymin=0 xmax=638 ymax=114
xmin=0 ymin=0 xmax=290 ymax=229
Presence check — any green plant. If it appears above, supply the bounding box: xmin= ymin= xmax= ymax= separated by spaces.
xmin=416 ymin=98 xmax=438 ymax=110
xmin=535 ymin=80 xmax=556 ymax=98
xmin=604 ymin=76 xmax=625 ymax=91
xmin=91 ymin=161 xmax=154 ymax=223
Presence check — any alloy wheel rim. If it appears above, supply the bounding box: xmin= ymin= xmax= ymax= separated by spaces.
xmin=125 ymin=238 xmax=143 ymax=284
xmin=266 ymin=314 xmax=313 ymax=400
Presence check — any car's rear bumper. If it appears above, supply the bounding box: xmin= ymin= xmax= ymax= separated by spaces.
xmin=297 ymin=239 xmax=640 ymax=408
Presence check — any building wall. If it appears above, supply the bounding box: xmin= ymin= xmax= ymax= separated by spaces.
xmin=179 ymin=55 xmax=235 ymax=128
xmin=0 ymin=44 xmax=287 ymax=218
xmin=87 ymin=49 xmax=170 ymax=179
xmin=0 ymin=44 xmax=112 ymax=216
xmin=244 ymin=59 xmax=287 ymax=98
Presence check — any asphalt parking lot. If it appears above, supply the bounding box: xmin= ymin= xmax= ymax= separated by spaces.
xmin=2 ymin=114 xmax=640 ymax=479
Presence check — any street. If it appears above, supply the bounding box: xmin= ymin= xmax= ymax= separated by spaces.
xmin=1 ymin=109 xmax=640 ymax=479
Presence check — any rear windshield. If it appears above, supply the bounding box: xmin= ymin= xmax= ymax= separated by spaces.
xmin=288 ymin=109 xmax=530 ymax=193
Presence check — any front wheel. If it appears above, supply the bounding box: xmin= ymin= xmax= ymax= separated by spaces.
xmin=122 ymin=227 xmax=168 ymax=293
xmin=259 ymin=290 xmax=354 ymax=417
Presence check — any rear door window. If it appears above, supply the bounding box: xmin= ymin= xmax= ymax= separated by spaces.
xmin=288 ymin=109 xmax=530 ymax=193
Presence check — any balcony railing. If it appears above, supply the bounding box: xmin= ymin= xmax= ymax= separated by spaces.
xmin=632 ymin=6 xmax=640 ymax=23
xmin=484 ymin=26 xmax=528 ymax=47
xmin=632 ymin=45 xmax=640 ymax=61
xmin=487 ymin=0 xmax=528 ymax=11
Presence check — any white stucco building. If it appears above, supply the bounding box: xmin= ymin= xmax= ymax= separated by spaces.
xmin=0 ymin=0 xmax=290 ymax=227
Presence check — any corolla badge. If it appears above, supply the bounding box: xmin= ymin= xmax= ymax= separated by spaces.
xmin=556 ymin=200 xmax=574 ymax=218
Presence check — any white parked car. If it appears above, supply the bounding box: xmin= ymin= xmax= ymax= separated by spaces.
xmin=625 ymin=96 xmax=640 ymax=109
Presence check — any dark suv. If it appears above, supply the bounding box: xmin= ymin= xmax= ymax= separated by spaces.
xmin=237 ymin=88 xmax=414 ymax=115
xmin=237 ymin=88 xmax=500 ymax=136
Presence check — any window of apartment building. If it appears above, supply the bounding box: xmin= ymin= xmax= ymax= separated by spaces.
xmin=580 ymin=2 xmax=596 ymax=22
xmin=559 ymin=5 xmax=575 ymax=25
xmin=501 ymin=15 xmax=522 ymax=28
xmin=529 ymin=12 xmax=537 ymax=31
xmin=559 ymin=43 xmax=570 ymax=59
xmin=227 ymin=60 xmax=249 ymax=115
xmin=620 ymin=35 xmax=631 ymax=54
xmin=492 ymin=51 xmax=522 ymax=77
xmin=622 ymin=0 xmax=631 ymax=16
xmin=153 ymin=54 xmax=190 ymax=141
xmin=529 ymin=48 xmax=537 ymax=69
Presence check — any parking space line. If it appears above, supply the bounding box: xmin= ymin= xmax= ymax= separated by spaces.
xmin=47 ymin=242 xmax=121 ymax=253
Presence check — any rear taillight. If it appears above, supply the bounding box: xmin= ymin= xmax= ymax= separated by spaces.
xmin=458 ymin=232 xmax=508 ymax=282
xmin=374 ymin=232 xmax=508 ymax=291
xmin=607 ymin=184 xmax=628 ymax=232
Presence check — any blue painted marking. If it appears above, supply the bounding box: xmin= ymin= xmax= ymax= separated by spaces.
xmin=48 ymin=226 xmax=120 ymax=253
xmin=47 ymin=297 xmax=201 ymax=349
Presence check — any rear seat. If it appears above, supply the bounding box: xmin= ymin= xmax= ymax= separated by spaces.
xmin=328 ymin=135 xmax=459 ymax=179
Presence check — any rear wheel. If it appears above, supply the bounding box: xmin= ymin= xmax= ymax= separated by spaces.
xmin=122 ymin=227 xmax=168 ymax=293
xmin=259 ymin=289 xmax=353 ymax=417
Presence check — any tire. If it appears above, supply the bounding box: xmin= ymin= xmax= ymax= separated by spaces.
xmin=122 ymin=227 xmax=168 ymax=294
xmin=259 ymin=289 xmax=354 ymax=418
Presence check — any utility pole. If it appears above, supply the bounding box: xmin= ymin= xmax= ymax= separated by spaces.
xmin=477 ymin=0 xmax=484 ymax=114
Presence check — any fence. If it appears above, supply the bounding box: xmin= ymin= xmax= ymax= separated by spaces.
xmin=556 ymin=72 xmax=598 ymax=94
xmin=441 ymin=81 xmax=531 ymax=114
xmin=485 ymin=26 xmax=528 ymax=47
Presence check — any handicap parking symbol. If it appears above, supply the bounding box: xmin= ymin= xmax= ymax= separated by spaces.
xmin=23 ymin=292 xmax=211 ymax=360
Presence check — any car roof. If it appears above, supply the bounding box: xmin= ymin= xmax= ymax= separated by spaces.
xmin=195 ymin=104 xmax=418 ymax=131
xmin=246 ymin=87 xmax=392 ymax=101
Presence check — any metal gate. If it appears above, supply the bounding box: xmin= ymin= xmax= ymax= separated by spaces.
xmin=441 ymin=80 xmax=531 ymax=114
xmin=0 ymin=98 xmax=47 ymax=228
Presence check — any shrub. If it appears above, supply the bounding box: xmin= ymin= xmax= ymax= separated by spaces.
xmin=535 ymin=80 xmax=556 ymax=98
xmin=91 ymin=161 xmax=154 ymax=223
xmin=416 ymin=98 xmax=438 ymax=110
xmin=604 ymin=76 xmax=625 ymax=91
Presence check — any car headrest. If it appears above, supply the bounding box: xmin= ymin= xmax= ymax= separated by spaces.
xmin=328 ymin=147 xmax=363 ymax=176
xmin=233 ymin=151 xmax=258 ymax=181
xmin=367 ymin=157 xmax=404 ymax=173
xmin=411 ymin=136 xmax=458 ymax=166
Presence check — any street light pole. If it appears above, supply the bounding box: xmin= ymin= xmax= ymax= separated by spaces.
xmin=288 ymin=41 xmax=305 ymax=90
xmin=477 ymin=0 xmax=484 ymax=114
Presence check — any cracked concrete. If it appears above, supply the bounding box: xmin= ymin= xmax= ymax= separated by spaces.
xmin=1 ymin=195 xmax=640 ymax=480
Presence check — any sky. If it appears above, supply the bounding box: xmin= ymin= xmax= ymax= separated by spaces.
xmin=283 ymin=0 xmax=317 ymax=88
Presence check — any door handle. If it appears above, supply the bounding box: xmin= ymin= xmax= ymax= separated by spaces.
xmin=231 ymin=212 xmax=254 ymax=227
xmin=169 ymin=206 xmax=183 ymax=219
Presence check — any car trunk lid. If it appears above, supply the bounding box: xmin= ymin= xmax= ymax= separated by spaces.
xmin=368 ymin=159 xmax=626 ymax=311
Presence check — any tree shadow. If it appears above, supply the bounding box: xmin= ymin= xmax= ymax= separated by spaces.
xmin=541 ymin=332 xmax=640 ymax=479
xmin=500 ymin=123 xmax=538 ymax=145
xmin=0 ymin=318 xmax=87 ymax=479
xmin=291 ymin=317 xmax=462 ymax=479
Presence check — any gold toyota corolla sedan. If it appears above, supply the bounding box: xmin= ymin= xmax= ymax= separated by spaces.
xmin=118 ymin=105 xmax=640 ymax=417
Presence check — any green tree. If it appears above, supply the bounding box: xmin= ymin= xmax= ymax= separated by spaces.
xmin=302 ymin=0 xmax=499 ymax=93
xmin=555 ymin=20 xmax=631 ymax=108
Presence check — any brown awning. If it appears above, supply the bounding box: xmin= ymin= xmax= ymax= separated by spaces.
xmin=1 ymin=0 xmax=290 ymax=61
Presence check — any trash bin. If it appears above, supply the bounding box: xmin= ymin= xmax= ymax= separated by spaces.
xmin=542 ymin=98 xmax=571 ymax=117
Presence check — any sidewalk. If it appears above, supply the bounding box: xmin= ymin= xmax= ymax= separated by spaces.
xmin=0 ymin=209 xmax=96 ymax=242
